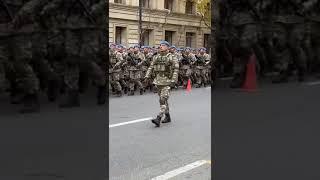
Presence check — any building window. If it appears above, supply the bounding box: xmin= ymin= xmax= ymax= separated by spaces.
xmin=115 ymin=26 xmax=126 ymax=45
xmin=204 ymin=34 xmax=210 ymax=51
xmin=165 ymin=31 xmax=174 ymax=44
xmin=141 ymin=29 xmax=151 ymax=46
xmin=114 ymin=0 xmax=123 ymax=4
xmin=164 ymin=0 xmax=173 ymax=11
xmin=185 ymin=0 xmax=194 ymax=14
xmin=142 ymin=0 xmax=150 ymax=8
xmin=186 ymin=32 xmax=195 ymax=47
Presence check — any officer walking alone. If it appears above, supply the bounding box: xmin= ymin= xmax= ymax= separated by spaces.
xmin=145 ymin=41 xmax=179 ymax=127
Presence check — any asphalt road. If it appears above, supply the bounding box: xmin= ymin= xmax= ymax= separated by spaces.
xmin=109 ymin=87 xmax=211 ymax=180
xmin=213 ymin=77 xmax=320 ymax=180
xmin=0 ymin=90 xmax=107 ymax=180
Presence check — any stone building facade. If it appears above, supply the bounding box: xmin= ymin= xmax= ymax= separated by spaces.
xmin=109 ymin=0 xmax=211 ymax=50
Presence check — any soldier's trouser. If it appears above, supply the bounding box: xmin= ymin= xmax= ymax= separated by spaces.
xmin=11 ymin=35 xmax=39 ymax=95
xmin=309 ymin=22 xmax=320 ymax=72
xmin=157 ymin=85 xmax=170 ymax=117
xmin=80 ymin=60 xmax=106 ymax=87
xmin=0 ymin=39 xmax=9 ymax=92
xmin=64 ymin=64 xmax=80 ymax=91
xmin=111 ymin=72 xmax=122 ymax=92
xmin=63 ymin=29 xmax=81 ymax=92
xmin=129 ymin=79 xmax=143 ymax=91
xmin=273 ymin=23 xmax=307 ymax=73
xmin=229 ymin=24 xmax=258 ymax=86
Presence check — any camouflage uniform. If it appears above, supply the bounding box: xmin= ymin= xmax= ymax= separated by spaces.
xmin=183 ymin=51 xmax=196 ymax=85
xmin=9 ymin=0 xmax=43 ymax=113
xmin=179 ymin=53 xmax=193 ymax=88
xmin=145 ymin=42 xmax=179 ymax=127
xmin=109 ymin=49 xmax=124 ymax=96
xmin=142 ymin=49 xmax=154 ymax=91
xmin=271 ymin=0 xmax=307 ymax=83
xmin=303 ymin=0 xmax=320 ymax=74
xmin=225 ymin=0 xmax=259 ymax=88
xmin=126 ymin=50 xmax=144 ymax=95
xmin=194 ymin=52 xmax=210 ymax=87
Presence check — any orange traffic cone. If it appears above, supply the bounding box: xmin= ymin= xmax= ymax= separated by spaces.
xmin=186 ymin=79 xmax=192 ymax=92
xmin=242 ymin=53 xmax=257 ymax=92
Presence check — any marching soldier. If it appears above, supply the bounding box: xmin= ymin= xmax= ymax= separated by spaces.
xmin=144 ymin=40 xmax=179 ymax=127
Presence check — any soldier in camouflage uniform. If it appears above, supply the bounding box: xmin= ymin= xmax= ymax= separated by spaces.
xmin=9 ymin=0 xmax=43 ymax=113
xmin=109 ymin=44 xmax=123 ymax=97
xmin=145 ymin=41 xmax=179 ymax=127
xmin=302 ymin=0 xmax=320 ymax=74
xmin=195 ymin=47 xmax=211 ymax=87
xmin=126 ymin=45 xmax=144 ymax=96
xmin=141 ymin=46 xmax=154 ymax=92
xmin=182 ymin=47 xmax=196 ymax=85
xmin=270 ymin=0 xmax=307 ymax=83
xmin=0 ymin=0 xmax=12 ymax=93
xmin=178 ymin=48 xmax=193 ymax=88
xmin=223 ymin=0 xmax=259 ymax=88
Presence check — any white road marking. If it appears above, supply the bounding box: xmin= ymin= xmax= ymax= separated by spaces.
xmin=150 ymin=160 xmax=210 ymax=180
xmin=306 ymin=81 xmax=320 ymax=86
xmin=109 ymin=117 xmax=153 ymax=128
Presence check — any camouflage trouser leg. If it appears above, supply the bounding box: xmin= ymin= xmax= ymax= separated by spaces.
xmin=157 ymin=85 xmax=171 ymax=117
xmin=0 ymin=61 xmax=5 ymax=92
xmin=120 ymin=79 xmax=128 ymax=89
xmin=64 ymin=65 xmax=80 ymax=91
xmin=12 ymin=35 xmax=39 ymax=95
xmin=129 ymin=79 xmax=143 ymax=91
xmin=14 ymin=62 xmax=40 ymax=94
xmin=202 ymin=69 xmax=208 ymax=84
xmin=0 ymin=40 xmax=9 ymax=92
xmin=83 ymin=61 xmax=106 ymax=87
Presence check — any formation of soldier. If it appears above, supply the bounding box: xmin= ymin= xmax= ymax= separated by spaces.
xmin=215 ymin=0 xmax=320 ymax=88
xmin=0 ymin=0 xmax=107 ymax=113
xmin=109 ymin=43 xmax=212 ymax=97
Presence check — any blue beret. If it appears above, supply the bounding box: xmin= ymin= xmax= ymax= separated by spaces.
xmin=160 ymin=40 xmax=170 ymax=47
xmin=170 ymin=45 xmax=176 ymax=49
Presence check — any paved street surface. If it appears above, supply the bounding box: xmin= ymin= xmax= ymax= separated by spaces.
xmin=0 ymin=90 xmax=106 ymax=180
xmin=109 ymin=87 xmax=211 ymax=180
xmin=214 ymin=77 xmax=320 ymax=180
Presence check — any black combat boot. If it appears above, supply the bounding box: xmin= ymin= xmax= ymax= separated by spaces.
xmin=20 ymin=93 xmax=40 ymax=114
xmin=59 ymin=90 xmax=80 ymax=108
xmin=97 ymin=86 xmax=107 ymax=105
xmin=140 ymin=88 xmax=144 ymax=95
xmin=151 ymin=115 xmax=161 ymax=127
xmin=162 ymin=113 xmax=171 ymax=123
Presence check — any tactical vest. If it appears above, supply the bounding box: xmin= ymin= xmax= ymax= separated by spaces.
xmin=153 ymin=53 xmax=172 ymax=78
